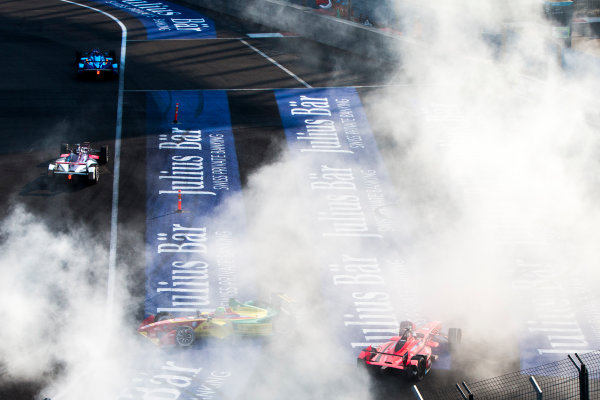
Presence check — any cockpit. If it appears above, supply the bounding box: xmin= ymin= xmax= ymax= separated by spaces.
xmin=67 ymin=150 xmax=79 ymax=163
xmin=394 ymin=328 xmax=413 ymax=352
xmin=86 ymin=50 xmax=106 ymax=65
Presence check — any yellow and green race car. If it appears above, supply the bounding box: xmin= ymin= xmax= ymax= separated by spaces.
xmin=138 ymin=296 xmax=294 ymax=346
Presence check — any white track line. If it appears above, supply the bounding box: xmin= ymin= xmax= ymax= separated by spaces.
xmin=60 ymin=0 xmax=126 ymax=339
xmin=50 ymin=4 xmax=125 ymax=399
xmin=240 ymin=39 xmax=312 ymax=88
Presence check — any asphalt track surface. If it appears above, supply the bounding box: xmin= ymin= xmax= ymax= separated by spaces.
xmin=0 ymin=1 xmax=520 ymax=399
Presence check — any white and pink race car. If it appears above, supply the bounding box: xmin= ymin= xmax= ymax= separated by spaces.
xmin=47 ymin=142 xmax=108 ymax=184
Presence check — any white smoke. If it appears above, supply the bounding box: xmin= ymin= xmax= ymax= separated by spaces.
xmin=0 ymin=206 xmax=149 ymax=400
xmin=367 ymin=0 xmax=600 ymax=378
xmin=231 ymin=156 xmax=374 ymax=400
xmin=235 ymin=0 xmax=600 ymax=386
xmin=4 ymin=1 xmax=600 ymax=399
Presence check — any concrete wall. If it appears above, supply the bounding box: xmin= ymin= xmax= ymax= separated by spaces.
xmin=180 ymin=0 xmax=406 ymax=62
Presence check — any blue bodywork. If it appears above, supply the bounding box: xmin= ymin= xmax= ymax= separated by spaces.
xmin=76 ymin=48 xmax=118 ymax=76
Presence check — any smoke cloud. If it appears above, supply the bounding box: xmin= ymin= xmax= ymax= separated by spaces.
xmin=237 ymin=0 xmax=600 ymax=387
xmin=0 ymin=206 xmax=149 ymax=400
xmin=3 ymin=0 xmax=600 ymax=399
xmin=370 ymin=0 xmax=600 ymax=378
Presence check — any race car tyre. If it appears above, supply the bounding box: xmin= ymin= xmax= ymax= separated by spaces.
xmin=60 ymin=143 xmax=70 ymax=154
xmin=88 ymin=167 xmax=99 ymax=184
xmin=75 ymin=51 xmax=82 ymax=64
xmin=109 ymin=50 xmax=116 ymax=59
xmin=399 ymin=320 xmax=413 ymax=335
xmin=175 ymin=326 xmax=195 ymax=347
xmin=155 ymin=312 xmax=174 ymax=322
xmin=99 ymin=145 xmax=108 ymax=165
xmin=411 ymin=357 xmax=426 ymax=381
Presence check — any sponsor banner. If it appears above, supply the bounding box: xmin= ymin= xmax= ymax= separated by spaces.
xmin=134 ymin=90 xmax=261 ymax=400
xmin=145 ymin=90 xmax=247 ymax=317
xmin=273 ymin=88 xmax=436 ymax=366
xmin=92 ymin=0 xmax=216 ymax=39
xmin=513 ymin=246 xmax=600 ymax=369
xmin=117 ymin=345 xmax=264 ymax=400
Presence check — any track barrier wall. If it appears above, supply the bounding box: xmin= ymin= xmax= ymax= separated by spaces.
xmin=181 ymin=0 xmax=600 ymax=67
xmin=180 ymin=0 xmax=407 ymax=61
xmin=575 ymin=0 xmax=600 ymax=12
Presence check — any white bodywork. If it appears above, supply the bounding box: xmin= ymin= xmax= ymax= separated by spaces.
xmin=48 ymin=144 xmax=100 ymax=182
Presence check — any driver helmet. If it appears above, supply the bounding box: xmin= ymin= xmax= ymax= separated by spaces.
xmin=215 ymin=306 xmax=226 ymax=315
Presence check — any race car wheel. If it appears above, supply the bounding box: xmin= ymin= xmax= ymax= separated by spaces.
xmin=411 ymin=357 xmax=426 ymax=381
xmin=88 ymin=167 xmax=99 ymax=184
xmin=60 ymin=143 xmax=70 ymax=154
xmin=99 ymin=145 xmax=108 ymax=165
xmin=175 ymin=326 xmax=195 ymax=347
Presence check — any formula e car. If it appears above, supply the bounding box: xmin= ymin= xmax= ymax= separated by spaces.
xmin=76 ymin=48 xmax=118 ymax=77
xmin=47 ymin=142 xmax=108 ymax=184
xmin=357 ymin=320 xmax=461 ymax=381
xmin=138 ymin=296 xmax=295 ymax=347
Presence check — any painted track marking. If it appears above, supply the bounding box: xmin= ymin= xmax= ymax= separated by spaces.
xmin=240 ymin=39 xmax=312 ymax=88
xmin=59 ymin=0 xmax=126 ymax=322
xmin=49 ymin=2 xmax=126 ymax=398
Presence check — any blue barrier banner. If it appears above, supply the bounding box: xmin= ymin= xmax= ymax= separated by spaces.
xmin=273 ymin=88 xmax=436 ymax=365
xmin=92 ymin=0 xmax=216 ymax=39
xmin=118 ymin=347 xmax=264 ymax=400
xmin=123 ymin=90 xmax=261 ymax=400
xmin=513 ymin=251 xmax=600 ymax=369
xmin=145 ymin=90 xmax=248 ymax=316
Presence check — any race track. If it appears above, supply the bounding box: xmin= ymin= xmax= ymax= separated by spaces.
xmin=0 ymin=2 xmax=420 ymax=398
xmin=5 ymin=1 xmax=593 ymax=399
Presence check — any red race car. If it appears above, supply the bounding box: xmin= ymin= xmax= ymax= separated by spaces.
xmin=357 ymin=320 xmax=461 ymax=381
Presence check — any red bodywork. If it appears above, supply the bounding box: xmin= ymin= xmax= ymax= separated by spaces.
xmin=138 ymin=309 xmax=238 ymax=346
xmin=357 ymin=321 xmax=443 ymax=380
xmin=139 ymin=314 xmax=209 ymax=346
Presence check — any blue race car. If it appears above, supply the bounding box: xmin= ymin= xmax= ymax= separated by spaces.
xmin=76 ymin=48 xmax=118 ymax=78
